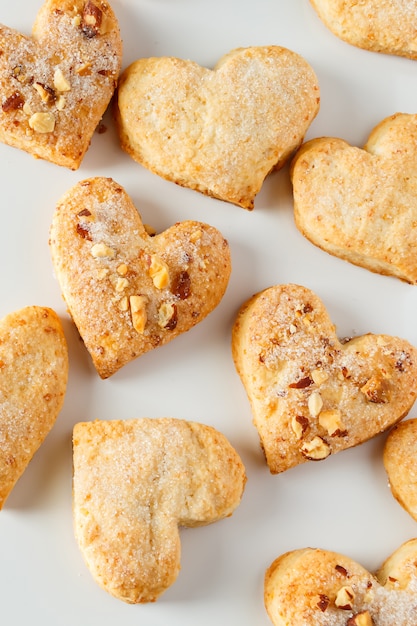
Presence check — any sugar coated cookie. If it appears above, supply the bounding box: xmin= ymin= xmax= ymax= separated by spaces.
xmin=50 ymin=177 xmax=231 ymax=378
xmin=73 ymin=417 xmax=246 ymax=602
xmin=265 ymin=539 xmax=417 ymax=625
xmin=232 ymin=283 xmax=417 ymax=473
xmin=384 ymin=418 xmax=417 ymax=522
xmin=115 ymin=46 xmax=320 ymax=209
xmin=0 ymin=306 xmax=68 ymax=508
xmin=291 ymin=113 xmax=417 ymax=284
xmin=0 ymin=0 xmax=122 ymax=168
xmin=310 ymin=0 xmax=417 ymax=59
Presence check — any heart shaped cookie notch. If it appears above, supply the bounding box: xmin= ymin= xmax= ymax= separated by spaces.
xmin=292 ymin=113 xmax=417 ymax=284
xmin=0 ymin=0 xmax=122 ymax=169
xmin=72 ymin=417 xmax=246 ymax=603
xmin=50 ymin=177 xmax=232 ymax=378
xmin=0 ymin=306 xmax=68 ymax=509
xmin=310 ymin=0 xmax=417 ymax=59
xmin=384 ymin=418 xmax=417 ymax=522
xmin=232 ymin=283 xmax=417 ymax=474
xmin=265 ymin=539 xmax=417 ymax=625
xmin=115 ymin=46 xmax=320 ymax=209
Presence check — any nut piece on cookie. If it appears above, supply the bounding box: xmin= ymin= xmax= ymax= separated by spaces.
xmin=291 ymin=113 xmax=417 ymax=284
xmin=309 ymin=0 xmax=417 ymax=60
xmin=264 ymin=539 xmax=417 ymax=626
xmin=232 ymin=283 xmax=417 ymax=474
xmin=72 ymin=418 xmax=246 ymax=603
xmin=0 ymin=0 xmax=122 ymax=168
xmin=49 ymin=177 xmax=232 ymax=378
xmin=0 ymin=306 xmax=68 ymax=508
xmin=115 ymin=46 xmax=320 ymax=209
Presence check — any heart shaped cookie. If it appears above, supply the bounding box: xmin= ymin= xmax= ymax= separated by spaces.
xmin=0 ymin=0 xmax=122 ymax=169
xmin=291 ymin=113 xmax=417 ymax=284
xmin=49 ymin=177 xmax=231 ymax=378
xmin=384 ymin=418 xmax=417 ymax=522
xmin=232 ymin=283 xmax=417 ymax=474
xmin=265 ymin=539 xmax=417 ymax=625
xmin=115 ymin=46 xmax=320 ymax=209
xmin=72 ymin=417 xmax=246 ymax=603
xmin=0 ymin=306 xmax=68 ymax=509
xmin=310 ymin=0 xmax=417 ymax=59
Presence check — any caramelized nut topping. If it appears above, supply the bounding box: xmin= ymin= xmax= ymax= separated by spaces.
xmin=319 ymin=409 xmax=345 ymax=437
xmin=301 ymin=436 xmax=330 ymax=460
xmin=308 ymin=391 xmax=323 ymax=417
xmin=158 ymin=302 xmax=178 ymax=330
xmin=11 ymin=65 xmax=27 ymax=83
xmin=149 ymin=255 xmax=170 ymax=289
xmin=335 ymin=564 xmax=349 ymax=577
xmin=311 ymin=368 xmax=329 ymax=385
xmin=33 ymin=82 xmax=55 ymax=103
xmin=289 ymin=376 xmax=313 ymax=389
xmin=53 ymin=68 xmax=71 ymax=92
xmin=347 ymin=611 xmax=374 ymax=626
xmin=317 ymin=594 xmax=330 ymax=612
xmin=360 ymin=375 xmax=390 ymax=403
xmin=90 ymin=242 xmax=115 ymax=258
xmin=81 ymin=1 xmax=103 ymax=38
xmin=118 ymin=296 xmax=128 ymax=312
xmin=115 ymin=277 xmax=129 ymax=292
xmin=291 ymin=415 xmax=309 ymax=440
xmin=335 ymin=585 xmax=355 ymax=610
xmin=76 ymin=223 xmax=92 ymax=240
xmin=172 ymin=270 xmax=191 ymax=300
xmin=2 ymin=92 xmax=24 ymax=112
xmin=28 ymin=111 xmax=55 ymax=133
xmin=117 ymin=263 xmax=128 ymax=276
xmin=130 ymin=295 xmax=147 ymax=334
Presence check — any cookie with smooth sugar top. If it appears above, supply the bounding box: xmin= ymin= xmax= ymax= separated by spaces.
xmin=50 ymin=177 xmax=231 ymax=378
xmin=291 ymin=113 xmax=417 ymax=284
xmin=310 ymin=0 xmax=417 ymax=59
xmin=0 ymin=0 xmax=122 ymax=169
xmin=0 ymin=306 xmax=68 ymax=509
xmin=384 ymin=418 xmax=417 ymax=522
xmin=232 ymin=283 xmax=417 ymax=474
xmin=73 ymin=417 xmax=246 ymax=603
xmin=264 ymin=538 xmax=417 ymax=625
xmin=115 ymin=46 xmax=320 ymax=210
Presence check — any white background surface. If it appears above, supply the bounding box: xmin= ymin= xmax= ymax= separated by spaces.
xmin=1 ymin=1 xmax=417 ymax=624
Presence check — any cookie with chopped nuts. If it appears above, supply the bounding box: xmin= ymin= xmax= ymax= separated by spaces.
xmin=265 ymin=538 xmax=417 ymax=626
xmin=0 ymin=306 xmax=68 ymax=509
xmin=232 ymin=283 xmax=417 ymax=474
xmin=49 ymin=177 xmax=231 ymax=378
xmin=309 ymin=0 xmax=417 ymax=59
xmin=384 ymin=418 xmax=417 ymax=522
xmin=291 ymin=113 xmax=417 ymax=284
xmin=72 ymin=417 xmax=246 ymax=602
xmin=0 ymin=0 xmax=122 ymax=169
xmin=114 ymin=46 xmax=320 ymax=210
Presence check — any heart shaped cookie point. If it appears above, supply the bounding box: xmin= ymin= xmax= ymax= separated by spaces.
xmin=310 ymin=0 xmax=417 ymax=59
xmin=232 ymin=283 xmax=417 ymax=473
xmin=0 ymin=0 xmax=122 ymax=169
xmin=49 ymin=177 xmax=231 ymax=378
xmin=115 ymin=46 xmax=320 ymax=209
xmin=265 ymin=539 xmax=417 ymax=625
xmin=72 ymin=418 xmax=246 ymax=603
xmin=0 ymin=306 xmax=68 ymax=509
xmin=292 ymin=113 xmax=417 ymax=284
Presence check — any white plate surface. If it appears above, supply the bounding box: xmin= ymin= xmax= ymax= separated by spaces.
xmin=1 ymin=1 xmax=417 ymax=624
